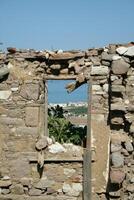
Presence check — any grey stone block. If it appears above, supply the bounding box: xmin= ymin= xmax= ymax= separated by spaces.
xmin=111 ymin=152 xmax=124 ymax=167
xmin=111 ymin=59 xmax=130 ymax=75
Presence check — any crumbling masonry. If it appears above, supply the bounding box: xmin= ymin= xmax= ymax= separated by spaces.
xmin=0 ymin=42 xmax=134 ymax=200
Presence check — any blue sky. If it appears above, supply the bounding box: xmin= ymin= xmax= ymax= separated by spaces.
xmin=0 ymin=0 xmax=134 ymax=51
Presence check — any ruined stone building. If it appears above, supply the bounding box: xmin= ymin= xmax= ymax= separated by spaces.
xmin=0 ymin=42 xmax=134 ymax=200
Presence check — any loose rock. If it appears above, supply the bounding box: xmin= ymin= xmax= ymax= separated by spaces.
xmin=91 ymin=66 xmax=109 ymax=75
xmin=29 ymin=188 xmax=42 ymax=196
xmin=110 ymin=169 xmax=125 ymax=184
xmin=124 ymin=141 xmax=133 ymax=153
xmin=112 ymin=55 xmax=121 ymax=61
xmin=111 ymin=59 xmax=130 ymax=74
xmin=124 ymin=46 xmax=134 ymax=57
xmin=111 ymin=143 xmax=122 ymax=152
xmin=0 ymin=180 xmax=12 ymax=187
xmin=101 ymin=52 xmax=113 ymax=61
xmin=126 ymin=184 xmax=134 ymax=193
xmin=10 ymin=184 xmax=24 ymax=195
xmin=116 ymin=47 xmax=128 ymax=55
xmin=34 ymin=178 xmax=55 ymax=189
xmin=48 ymin=142 xmax=66 ymax=154
xmin=111 ymin=152 xmax=124 ymax=167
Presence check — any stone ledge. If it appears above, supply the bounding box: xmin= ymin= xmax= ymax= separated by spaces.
xmin=0 ymin=194 xmax=77 ymax=200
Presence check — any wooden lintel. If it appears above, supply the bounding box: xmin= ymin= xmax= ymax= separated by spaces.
xmin=29 ymin=158 xmax=83 ymax=163
xmin=43 ymin=75 xmax=77 ymax=80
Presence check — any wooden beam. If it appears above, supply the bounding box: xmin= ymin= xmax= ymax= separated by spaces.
xmin=83 ymin=80 xmax=92 ymax=200
xmin=29 ymin=157 xmax=83 ymax=163
xmin=37 ymin=81 xmax=48 ymax=169
xmin=83 ymin=148 xmax=91 ymax=200
xmin=43 ymin=75 xmax=76 ymax=80
xmin=28 ymin=152 xmax=83 ymax=162
xmin=38 ymin=105 xmax=45 ymax=137
xmin=38 ymin=81 xmax=48 ymax=137
xmin=44 ymin=81 xmax=48 ymax=136
xmin=65 ymin=80 xmax=86 ymax=93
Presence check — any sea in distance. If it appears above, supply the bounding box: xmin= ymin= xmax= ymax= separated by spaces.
xmin=48 ymin=80 xmax=88 ymax=104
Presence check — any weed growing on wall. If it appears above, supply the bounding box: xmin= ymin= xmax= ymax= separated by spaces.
xmin=48 ymin=105 xmax=86 ymax=145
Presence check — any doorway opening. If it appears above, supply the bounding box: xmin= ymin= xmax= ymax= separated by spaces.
xmin=42 ymin=78 xmax=92 ymax=200
xmin=47 ymin=80 xmax=88 ymax=146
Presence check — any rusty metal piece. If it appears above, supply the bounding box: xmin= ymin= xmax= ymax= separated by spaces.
xmin=37 ymin=151 xmax=44 ymax=168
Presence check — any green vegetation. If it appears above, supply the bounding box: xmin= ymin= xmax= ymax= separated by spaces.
xmin=48 ymin=105 xmax=86 ymax=145
xmin=66 ymin=106 xmax=87 ymax=116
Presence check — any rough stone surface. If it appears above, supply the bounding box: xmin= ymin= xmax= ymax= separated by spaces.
xmin=91 ymin=66 xmax=109 ymax=75
xmin=64 ymin=168 xmax=76 ymax=177
xmin=111 ymin=85 xmax=125 ymax=92
xmin=48 ymin=142 xmax=66 ymax=153
xmin=111 ymin=103 xmax=126 ymax=111
xmin=110 ymin=169 xmax=125 ymax=184
xmin=112 ymin=55 xmax=121 ymax=61
xmin=111 ymin=152 xmax=124 ymax=167
xmin=111 ymin=143 xmax=122 ymax=152
xmin=124 ymin=141 xmax=133 ymax=152
xmin=116 ymin=46 xmax=128 ymax=55
xmin=20 ymin=177 xmax=32 ymax=188
xmin=62 ymin=183 xmax=82 ymax=197
xmin=10 ymin=184 xmax=24 ymax=195
xmin=130 ymin=123 xmax=134 ymax=133
xmin=34 ymin=178 xmax=55 ymax=189
xmin=111 ymin=117 xmax=124 ymax=125
xmin=101 ymin=52 xmax=113 ymax=61
xmin=9 ymin=157 xmax=31 ymax=178
xmin=25 ymin=107 xmax=39 ymax=127
xmin=124 ymin=46 xmax=134 ymax=57
xmin=20 ymin=83 xmax=39 ymax=100
xmin=101 ymin=60 xmax=111 ymax=66
xmin=0 ymin=91 xmax=11 ymax=100
xmin=29 ymin=188 xmax=42 ymax=196
xmin=126 ymin=184 xmax=134 ymax=193
xmin=103 ymin=84 xmax=109 ymax=92
xmin=1 ymin=188 xmax=10 ymax=195
xmin=111 ymin=59 xmax=130 ymax=74
xmin=0 ymin=117 xmax=24 ymax=126
xmin=0 ymin=180 xmax=12 ymax=187
xmin=92 ymin=85 xmax=102 ymax=91
xmin=109 ymin=190 xmax=121 ymax=198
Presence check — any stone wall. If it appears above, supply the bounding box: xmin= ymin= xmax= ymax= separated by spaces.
xmin=0 ymin=43 xmax=134 ymax=200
